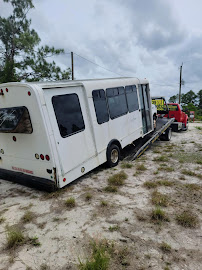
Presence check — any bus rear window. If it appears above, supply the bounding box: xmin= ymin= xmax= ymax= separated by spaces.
xmin=0 ymin=106 xmax=32 ymax=133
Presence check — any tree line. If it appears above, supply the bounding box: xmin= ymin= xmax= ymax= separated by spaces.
xmin=0 ymin=0 xmax=71 ymax=83
xmin=169 ymin=90 xmax=202 ymax=120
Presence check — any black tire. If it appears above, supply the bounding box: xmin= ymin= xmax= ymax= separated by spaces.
xmin=183 ymin=120 xmax=188 ymax=131
xmin=160 ymin=128 xmax=172 ymax=141
xmin=106 ymin=144 xmax=120 ymax=167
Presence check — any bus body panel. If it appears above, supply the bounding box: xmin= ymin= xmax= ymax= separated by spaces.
xmin=0 ymin=84 xmax=56 ymax=183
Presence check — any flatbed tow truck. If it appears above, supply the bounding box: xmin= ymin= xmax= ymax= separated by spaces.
xmin=125 ymin=97 xmax=175 ymax=161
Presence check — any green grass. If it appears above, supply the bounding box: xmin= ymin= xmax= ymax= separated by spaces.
xmin=136 ymin=164 xmax=147 ymax=171
xmin=6 ymin=226 xmax=25 ymax=249
xmin=143 ymin=181 xmax=158 ymax=189
xmin=104 ymin=186 xmax=118 ymax=193
xmin=153 ymin=155 xmax=167 ymax=162
xmin=151 ymin=191 xmax=169 ymax=207
xmin=156 ymin=180 xmax=174 ymax=187
xmin=184 ymin=183 xmax=200 ymax=191
xmin=108 ymin=171 xmax=127 ymax=186
xmin=78 ymin=240 xmax=110 ymax=270
xmin=195 ymin=126 xmax=202 ymax=130
xmin=65 ymin=197 xmax=76 ymax=208
xmin=0 ymin=216 xmax=5 ymax=224
xmin=22 ymin=211 xmax=34 ymax=223
xmin=159 ymin=166 xmax=174 ymax=172
xmin=121 ymin=163 xmax=133 ymax=169
xmin=100 ymin=201 xmax=108 ymax=207
xmin=29 ymin=236 xmax=41 ymax=246
xmin=176 ymin=210 xmax=199 ymax=228
xmin=151 ymin=207 xmax=169 ymax=223
xmin=109 ymin=225 xmax=119 ymax=232
xmin=181 ymin=169 xmax=197 ymax=177
xmin=176 ymin=152 xmax=202 ymax=164
xmin=85 ymin=193 xmax=92 ymax=201
xmin=160 ymin=242 xmax=171 ymax=253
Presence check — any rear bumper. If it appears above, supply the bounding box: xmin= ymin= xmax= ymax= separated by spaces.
xmin=0 ymin=168 xmax=57 ymax=192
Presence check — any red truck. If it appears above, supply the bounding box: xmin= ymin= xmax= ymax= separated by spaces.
xmin=165 ymin=103 xmax=188 ymax=131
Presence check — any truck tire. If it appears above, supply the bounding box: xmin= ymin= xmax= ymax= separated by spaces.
xmin=160 ymin=128 xmax=172 ymax=141
xmin=183 ymin=120 xmax=188 ymax=131
xmin=106 ymin=144 xmax=120 ymax=167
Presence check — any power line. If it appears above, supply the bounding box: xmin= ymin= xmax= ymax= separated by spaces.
xmin=73 ymin=52 xmax=125 ymax=77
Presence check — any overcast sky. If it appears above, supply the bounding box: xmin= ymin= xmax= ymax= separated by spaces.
xmin=1 ymin=0 xmax=202 ymax=99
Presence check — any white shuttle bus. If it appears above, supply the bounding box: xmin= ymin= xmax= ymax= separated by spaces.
xmin=0 ymin=78 xmax=154 ymax=190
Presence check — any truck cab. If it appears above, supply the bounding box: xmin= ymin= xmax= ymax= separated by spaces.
xmin=165 ymin=103 xmax=188 ymax=131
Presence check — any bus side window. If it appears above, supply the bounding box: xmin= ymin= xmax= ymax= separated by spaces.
xmin=52 ymin=94 xmax=85 ymax=138
xmin=92 ymin=89 xmax=109 ymax=124
xmin=106 ymin=87 xmax=128 ymax=119
xmin=125 ymin=85 xmax=139 ymax=112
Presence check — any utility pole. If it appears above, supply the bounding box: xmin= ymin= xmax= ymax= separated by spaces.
xmin=178 ymin=62 xmax=183 ymax=103
xmin=71 ymin=52 xmax=74 ymax=80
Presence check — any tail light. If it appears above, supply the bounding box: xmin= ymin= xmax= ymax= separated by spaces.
xmin=40 ymin=154 xmax=44 ymax=160
xmin=13 ymin=136 xmax=17 ymax=142
xmin=45 ymin=155 xmax=50 ymax=161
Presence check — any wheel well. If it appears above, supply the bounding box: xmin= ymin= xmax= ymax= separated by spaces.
xmin=107 ymin=139 xmax=122 ymax=152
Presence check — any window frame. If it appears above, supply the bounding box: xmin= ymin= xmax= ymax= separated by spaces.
xmin=52 ymin=93 xmax=85 ymax=138
xmin=106 ymin=86 xmax=128 ymax=120
xmin=125 ymin=84 xmax=139 ymax=113
xmin=92 ymin=89 xmax=109 ymax=125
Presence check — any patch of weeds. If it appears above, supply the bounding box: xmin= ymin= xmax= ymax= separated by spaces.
xmin=179 ymin=175 xmax=185 ymax=180
xmin=121 ymin=162 xmax=133 ymax=169
xmin=22 ymin=211 xmax=34 ymax=223
xmin=145 ymin=254 xmax=151 ymax=259
xmin=153 ymin=155 xmax=167 ymax=162
xmin=164 ymin=267 xmax=170 ymax=270
xmin=184 ymin=183 xmax=200 ymax=191
xmin=181 ymin=140 xmax=187 ymax=144
xmin=160 ymin=242 xmax=171 ymax=253
xmin=104 ymin=186 xmax=118 ymax=193
xmin=181 ymin=169 xmax=197 ymax=177
xmin=159 ymin=166 xmax=174 ymax=172
xmin=136 ymin=164 xmax=147 ymax=171
xmin=151 ymin=191 xmax=169 ymax=207
xmin=100 ymin=200 xmax=108 ymax=207
xmin=143 ymin=181 xmax=158 ymax=189
xmin=52 ymin=217 xmax=60 ymax=222
xmin=44 ymin=189 xmax=66 ymax=199
xmin=65 ymin=197 xmax=76 ymax=208
xmin=29 ymin=236 xmax=41 ymax=246
xmin=109 ymin=225 xmax=119 ymax=232
xmin=153 ymin=149 xmax=161 ymax=154
xmin=177 ymin=152 xmax=202 ymax=164
xmin=195 ymin=126 xmax=202 ymax=130
xmin=108 ymin=171 xmax=127 ymax=186
xmin=0 ymin=216 xmax=5 ymax=224
xmin=85 ymin=193 xmax=92 ymax=201
xmin=176 ymin=210 xmax=199 ymax=228
xmin=125 ymin=218 xmax=128 ymax=222
xmin=153 ymin=170 xmax=159 ymax=175
xmin=78 ymin=240 xmax=110 ymax=270
xmin=196 ymin=160 xmax=202 ymax=164
xmin=151 ymin=207 xmax=169 ymax=223
xmin=40 ymin=264 xmax=50 ymax=270
xmin=156 ymin=180 xmax=174 ymax=187
xmin=6 ymin=226 xmax=25 ymax=249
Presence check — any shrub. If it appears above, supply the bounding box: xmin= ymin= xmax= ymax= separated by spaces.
xmin=65 ymin=197 xmax=76 ymax=208
xmin=6 ymin=226 xmax=24 ymax=249
xmin=151 ymin=191 xmax=169 ymax=207
xmin=176 ymin=210 xmax=199 ymax=228
xmin=104 ymin=186 xmax=118 ymax=193
xmin=108 ymin=171 xmax=127 ymax=186
xmin=22 ymin=211 xmax=34 ymax=223
xmin=151 ymin=207 xmax=169 ymax=223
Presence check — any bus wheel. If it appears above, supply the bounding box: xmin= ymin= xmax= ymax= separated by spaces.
xmin=160 ymin=128 xmax=172 ymax=141
xmin=107 ymin=144 xmax=120 ymax=167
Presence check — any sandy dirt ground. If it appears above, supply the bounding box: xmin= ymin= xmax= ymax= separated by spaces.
xmin=0 ymin=122 xmax=201 ymax=270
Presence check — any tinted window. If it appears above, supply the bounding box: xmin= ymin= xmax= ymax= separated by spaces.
xmin=92 ymin=89 xmax=109 ymax=124
xmin=52 ymin=94 xmax=85 ymax=137
xmin=106 ymin=87 xmax=128 ymax=119
xmin=0 ymin=106 xmax=32 ymax=134
xmin=125 ymin=85 xmax=139 ymax=112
